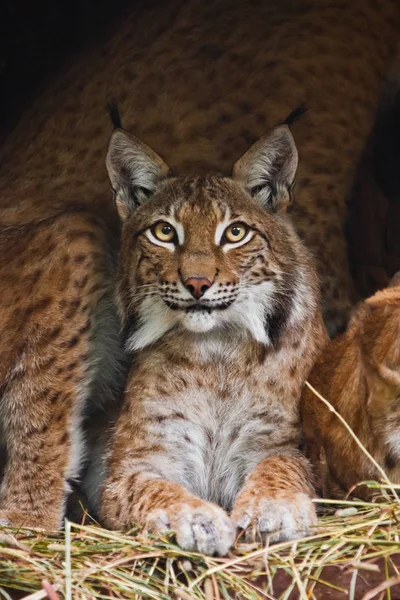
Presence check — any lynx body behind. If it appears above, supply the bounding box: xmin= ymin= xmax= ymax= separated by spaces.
xmin=301 ymin=273 xmax=400 ymax=499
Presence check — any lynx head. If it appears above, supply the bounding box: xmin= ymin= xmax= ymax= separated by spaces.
xmin=107 ymin=119 xmax=318 ymax=351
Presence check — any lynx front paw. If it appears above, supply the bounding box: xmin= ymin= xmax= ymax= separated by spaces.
xmin=232 ymin=491 xmax=317 ymax=543
xmin=145 ymin=501 xmax=235 ymax=556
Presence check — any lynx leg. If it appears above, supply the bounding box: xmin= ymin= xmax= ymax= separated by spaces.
xmin=102 ymin=473 xmax=234 ymax=556
xmin=0 ymin=212 xmax=119 ymax=529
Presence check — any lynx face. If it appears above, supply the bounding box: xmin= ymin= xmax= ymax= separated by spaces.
xmin=107 ymin=120 xmax=313 ymax=351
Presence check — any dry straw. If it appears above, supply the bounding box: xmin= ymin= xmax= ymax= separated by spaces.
xmin=0 ymin=384 xmax=398 ymax=599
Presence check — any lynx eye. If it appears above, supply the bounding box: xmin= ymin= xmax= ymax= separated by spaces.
xmin=152 ymin=221 xmax=176 ymax=243
xmin=223 ymin=222 xmax=248 ymax=243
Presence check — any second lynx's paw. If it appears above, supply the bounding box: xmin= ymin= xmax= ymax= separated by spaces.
xmin=232 ymin=491 xmax=317 ymax=543
xmin=146 ymin=500 xmax=235 ymax=556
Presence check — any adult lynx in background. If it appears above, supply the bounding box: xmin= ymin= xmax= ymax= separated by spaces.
xmin=1 ymin=0 xmax=400 ymax=335
xmin=99 ymin=116 xmax=327 ymax=555
xmin=0 ymin=0 xmax=399 ymax=530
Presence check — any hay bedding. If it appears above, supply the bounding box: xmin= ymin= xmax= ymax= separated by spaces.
xmin=0 ymin=389 xmax=399 ymax=600
xmin=0 ymin=490 xmax=399 ymax=600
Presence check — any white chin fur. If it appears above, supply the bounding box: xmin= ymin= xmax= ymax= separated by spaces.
xmin=127 ymin=280 xmax=303 ymax=350
xmin=181 ymin=311 xmax=218 ymax=332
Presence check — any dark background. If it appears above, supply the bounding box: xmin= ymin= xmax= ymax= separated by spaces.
xmin=0 ymin=0 xmax=133 ymax=137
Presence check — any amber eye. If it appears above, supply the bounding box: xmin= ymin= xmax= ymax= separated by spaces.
xmin=223 ymin=222 xmax=248 ymax=243
xmin=152 ymin=222 xmax=177 ymax=243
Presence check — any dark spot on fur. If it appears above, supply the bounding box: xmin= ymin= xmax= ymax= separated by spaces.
xmin=65 ymin=298 xmax=81 ymax=319
xmin=79 ymin=321 xmax=91 ymax=335
xmin=205 ymin=428 xmax=213 ymax=444
xmin=59 ymin=432 xmax=69 ymax=444
xmin=74 ymin=275 xmax=89 ymax=289
xmin=26 ymin=296 xmax=52 ymax=316
xmin=264 ymin=290 xmax=293 ymax=348
xmin=74 ymin=254 xmax=87 ymax=265
xmin=40 ymin=356 xmax=57 ymax=371
xmin=229 ymin=426 xmax=241 ymax=442
xmin=49 ymin=391 xmax=61 ymax=404
xmin=26 ymin=269 xmax=42 ymax=285
xmin=64 ymin=336 xmax=80 ymax=349
xmin=173 ymin=412 xmax=185 ymax=420
xmin=257 ymin=345 xmax=268 ymax=364
xmin=40 ymin=326 xmax=62 ymax=345
xmin=385 ymin=452 xmax=397 ymax=470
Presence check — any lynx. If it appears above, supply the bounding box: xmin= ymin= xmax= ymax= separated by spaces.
xmin=301 ymin=273 xmax=400 ymax=499
xmin=99 ymin=116 xmax=326 ymax=555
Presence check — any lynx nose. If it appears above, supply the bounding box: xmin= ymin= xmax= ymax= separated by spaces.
xmin=184 ymin=277 xmax=212 ymax=300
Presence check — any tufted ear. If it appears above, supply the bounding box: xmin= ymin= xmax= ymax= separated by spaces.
xmin=233 ymin=125 xmax=298 ymax=214
xmin=106 ymin=129 xmax=170 ymax=220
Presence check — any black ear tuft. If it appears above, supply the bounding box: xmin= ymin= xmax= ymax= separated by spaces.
xmin=107 ymin=99 xmax=122 ymax=129
xmin=281 ymin=104 xmax=308 ymax=128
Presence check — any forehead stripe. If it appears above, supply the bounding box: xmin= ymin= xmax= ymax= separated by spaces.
xmin=214 ymin=208 xmax=231 ymax=245
xmin=168 ymin=207 xmax=185 ymax=245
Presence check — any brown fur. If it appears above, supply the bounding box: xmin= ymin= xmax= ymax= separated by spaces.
xmin=301 ymin=273 xmax=400 ymax=499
